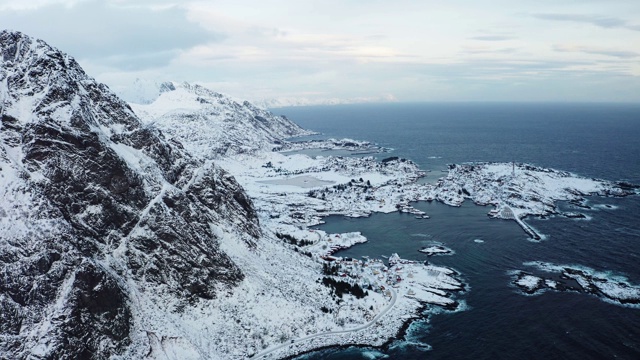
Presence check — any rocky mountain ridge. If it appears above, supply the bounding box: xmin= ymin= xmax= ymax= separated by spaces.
xmin=130 ymin=82 xmax=313 ymax=159
xmin=0 ymin=30 xmax=259 ymax=359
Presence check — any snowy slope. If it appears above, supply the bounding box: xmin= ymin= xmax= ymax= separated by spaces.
xmin=0 ymin=30 xmax=260 ymax=359
xmin=130 ymin=82 xmax=313 ymax=158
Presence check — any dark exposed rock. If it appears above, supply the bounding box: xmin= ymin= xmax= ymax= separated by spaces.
xmin=616 ymin=181 xmax=640 ymax=191
xmin=562 ymin=212 xmax=586 ymax=219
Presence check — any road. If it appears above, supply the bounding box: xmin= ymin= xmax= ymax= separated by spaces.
xmin=251 ymin=288 xmax=398 ymax=359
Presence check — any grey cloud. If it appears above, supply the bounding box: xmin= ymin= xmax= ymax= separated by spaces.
xmin=0 ymin=0 xmax=222 ymax=69
xmin=533 ymin=13 xmax=640 ymax=31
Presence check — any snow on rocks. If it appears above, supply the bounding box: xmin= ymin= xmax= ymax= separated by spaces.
xmin=509 ymin=262 xmax=640 ymax=307
xmin=280 ymin=138 xmax=388 ymax=154
xmin=433 ymin=162 xmax=637 ymax=239
xmin=217 ymin=150 xmax=432 ymax=223
xmin=511 ymin=273 xmax=544 ymax=294
xmin=251 ymin=253 xmax=464 ymax=359
xmin=306 ymin=231 xmax=368 ymax=258
xmin=418 ymin=245 xmax=453 ymax=256
xmin=436 ymin=162 xmax=636 ymax=215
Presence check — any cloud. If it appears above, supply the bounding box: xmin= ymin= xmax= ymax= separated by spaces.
xmin=533 ymin=13 xmax=640 ymax=31
xmin=0 ymin=0 xmax=83 ymax=11
xmin=554 ymin=44 xmax=639 ymax=59
xmin=6 ymin=1 xmax=638 ymax=103
xmin=373 ymin=59 xmax=640 ymax=102
xmin=470 ymin=35 xmax=514 ymax=41
xmin=460 ymin=45 xmax=519 ymax=55
xmin=0 ymin=0 xmax=220 ymax=69
xmin=405 ymin=59 xmax=591 ymax=80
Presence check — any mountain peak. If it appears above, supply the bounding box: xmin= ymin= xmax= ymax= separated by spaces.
xmin=130 ymin=82 xmax=312 ymax=158
xmin=159 ymin=81 xmax=177 ymax=93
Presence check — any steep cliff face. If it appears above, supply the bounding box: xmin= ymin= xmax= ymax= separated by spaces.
xmin=0 ymin=30 xmax=259 ymax=359
xmin=130 ymin=82 xmax=313 ymax=158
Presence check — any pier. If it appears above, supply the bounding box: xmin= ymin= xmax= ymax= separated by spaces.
xmin=501 ymin=206 xmax=542 ymax=240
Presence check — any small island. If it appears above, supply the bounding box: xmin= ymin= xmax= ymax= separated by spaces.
xmin=510 ymin=262 xmax=640 ymax=306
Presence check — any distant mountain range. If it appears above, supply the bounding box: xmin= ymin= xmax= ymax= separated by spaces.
xmin=117 ymin=79 xmax=397 ymax=109
xmin=250 ymin=93 xmax=398 ymax=108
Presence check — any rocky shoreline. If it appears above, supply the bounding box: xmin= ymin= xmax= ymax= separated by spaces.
xmin=510 ymin=262 xmax=640 ymax=306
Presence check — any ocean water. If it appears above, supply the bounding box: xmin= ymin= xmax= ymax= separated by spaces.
xmin=278 ymin=103 xmax=640 ymax=360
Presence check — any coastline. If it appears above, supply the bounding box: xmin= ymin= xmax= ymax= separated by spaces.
xmin=129 ymin=98 xmax=640 ymax=360
xmin=210 ymin=140 xmax=637 ymax=358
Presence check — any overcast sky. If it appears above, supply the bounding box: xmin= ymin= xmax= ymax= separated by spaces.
xmin=2 ymin=0 xmax=640 ymax=103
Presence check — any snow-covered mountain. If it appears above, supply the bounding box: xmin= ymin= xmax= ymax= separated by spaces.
xmin=0 ymin=30 xmax=475 ymax=360
xmin=0 ymin=30 xmax=260 ymax=359
xmin=130 ymin=82 xmax=313 ymax=159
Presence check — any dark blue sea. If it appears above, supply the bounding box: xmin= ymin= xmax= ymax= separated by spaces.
xmin=279 ymin=103 xmax=640 ymax=360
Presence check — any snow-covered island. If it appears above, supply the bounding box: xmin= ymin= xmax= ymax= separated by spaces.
xmin=419 ymin=245 xmax=454 ymax=257
xmin=433 ymin=163 xmax=639 ymax=240
xmin=226 ymin=154 xmax=637 ymax=239
xmin=509 ymin=262 xmax=640 ymax=307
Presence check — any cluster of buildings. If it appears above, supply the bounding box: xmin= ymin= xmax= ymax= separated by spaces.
xmin=322 ymin=252 xmax=420 ymax=299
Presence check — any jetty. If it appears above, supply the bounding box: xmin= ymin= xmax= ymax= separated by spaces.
xmin=501 ymin=206 xmax=541 ymax=240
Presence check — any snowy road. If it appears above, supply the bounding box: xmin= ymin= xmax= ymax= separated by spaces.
xmin=252 ymin=288 xmax=398 ymax=359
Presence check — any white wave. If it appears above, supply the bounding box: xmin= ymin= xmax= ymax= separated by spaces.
xmin=361 ymin=350 xmax=390 ymax=359
xmin=410 ymin=233 xmax=432 ymax=238
xmin=594 ymin=204 xmax=619 ymax=210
